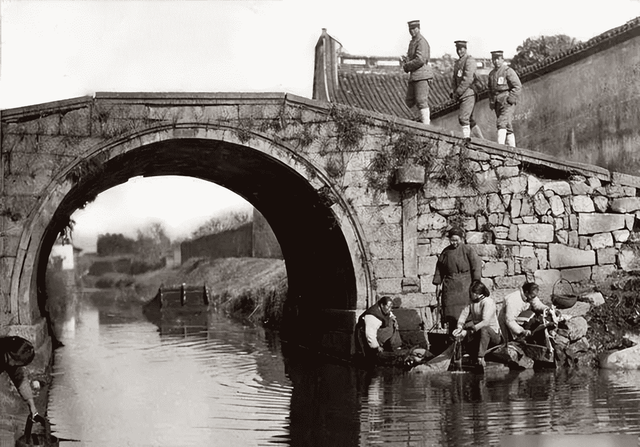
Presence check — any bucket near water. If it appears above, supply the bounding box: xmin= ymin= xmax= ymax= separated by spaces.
xmin=15 ymin=416 xmax=59 ymax=447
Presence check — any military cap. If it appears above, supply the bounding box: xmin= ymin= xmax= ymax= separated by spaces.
xmin=454 ymin=40 xmax=467 ymax=48
xmin=490 ymin=50 xmax=504 ymax=58
xmin=407 ymin=20 xmax=420 ymax=29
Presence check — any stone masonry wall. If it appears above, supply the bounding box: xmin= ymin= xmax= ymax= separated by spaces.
xmin=379 ymin=147 xmax=640 ymax=336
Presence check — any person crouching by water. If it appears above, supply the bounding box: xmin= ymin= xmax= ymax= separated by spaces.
xmin=432 ymin=227 xmax=482 ymax=333
xmin=498 ymin=281 xmax=550 ymax=343
xmin=1 ymin=336 xmax=43 ymax=422
xmin=452 ymin=281 xmax=502 ymax=369
xmin=355 ymin=297 xmax=403 ymax=362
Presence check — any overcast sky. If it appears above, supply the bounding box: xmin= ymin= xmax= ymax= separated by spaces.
xmin=1 ymin=0 xmax=639 ymax=251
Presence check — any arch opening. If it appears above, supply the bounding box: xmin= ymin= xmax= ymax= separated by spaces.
xmin=32 ymin=135 xmax=365 ymax=353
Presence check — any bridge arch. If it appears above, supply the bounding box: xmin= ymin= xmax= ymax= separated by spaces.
xmin=14 ymin=122 xmax=374 ymax=354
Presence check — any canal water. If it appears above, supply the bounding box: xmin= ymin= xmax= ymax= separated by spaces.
xmin=47 ymin=293 xmax=640 ymax=447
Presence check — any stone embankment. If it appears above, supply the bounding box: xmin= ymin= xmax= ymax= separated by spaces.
xmin=391 ymin=146 xmax=640 ymax=348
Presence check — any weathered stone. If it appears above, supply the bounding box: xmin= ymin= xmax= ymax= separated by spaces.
xmin=419 ymin=276 xmax=437 ymax=294
xmin=417 ymin=212 xmax=447 ymax=231
xmin=560 ymin=301 xmax=591 ymax=318
xmin=376 ymin=278 xmax=402 ymax=294
xmin=510 ymin=198 xmax=521 ymax=218
xmin=462 ymin=196 xmax=486 ymax=215
xmin=430 ymin=238 xmax=450 ymax=256
xmin=544 ymin=181 xmax=571 ymax=196
xmin=417 ymin=255 xmax=438 ymax=275
xmin=500 ymin=176 xmax=527 ymax=195
xmin=508 ymin=224 xmax=518 ymax=241
xmin=606 ymin=184 xmax=632 ymax=198
xmin=374 ymin=259 xmax=403 ymax=278
xmin=473 ymin=244 xmax=498 ymax=258
xmin=597 ymin=247 xmax=618 ymax=265
xmin=582 ymin=291 xmax=605 ymax=306
xmin=535 ymin=248 xmax=549 ymax=270
xmin=618 ymin=248 xmax=640 ymax=271
xmin=613 ymin=229 xmax=630 ymax=243
xmin=571 ymin=195 xmax=595 ymax=213
xmin=369 ymin=241 xmax=403 ymax=259
xmin=517 ymin=224 xmax=554 ymax=242
xmin=475 ymin=170 xmax=500 ymax=194
xmin=599 ymin=335 xmax=640 ymax=370
xmin=487 ymin=193 xmax=505 ymax=213
xmin=568 ymin=230 xmax=579 ymax=248
xmin=496 ymin=166 xmax=519 ymax=178
xmin=466 ymin=231 xmax=485 ymax=244
xmin=610 ymin=197 xmax=640 ymax=213
xmin=626 ymin=214 xmax=636 ymax=230
xmin=428 ymin=197 xmax=457 ymax=211
xmin=534 ymin=269 xmax=561 ymax=285
xmin=548 ymin=195 xmax=565 ymax=216
xmin=570 ymin=180 xmax=592 ymax=196
xmin=556 ymin=230 xmax=568 ymax=244
xmin=494 ymin=274 xmax=527 ymax=289
xmin=590 ymin=232 xmax=614 ymax=250
xmin=592 ymin=195 xmax=609 ymax=213
xmin=578 ymin=213 xmax=626 ymax=235
xmin=532 ymin=192 xmax=551 ymax=216
xmin=566 ymin=316 xmax=589 ymax=341
xmin=591 ymin=264 xmax=617 ymax=283
xmin=527 ymin=175 xmax=543 ymax=196
xmin=483 ymin=261 xmax=508 ymax=277
xmin=520 ymin=257 xmax=538 ymax=273
xmin=548 ymin=243 xmax=596 ymax=268
xmin=587 ymin=177 xmax=602 ymax=189
xmin=560 ymin=266 xmax=592 ymax=283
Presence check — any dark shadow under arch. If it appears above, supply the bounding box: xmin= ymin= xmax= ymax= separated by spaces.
xmin=38 ymin=137 xmax=358 ymax=351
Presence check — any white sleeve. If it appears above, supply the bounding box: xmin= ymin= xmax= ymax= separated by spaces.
xmin=363 ymin=315 xmax=383 ymax=349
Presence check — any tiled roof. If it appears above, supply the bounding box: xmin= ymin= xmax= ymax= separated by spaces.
xmin=330 ymin=69 xmax=452 ymax=120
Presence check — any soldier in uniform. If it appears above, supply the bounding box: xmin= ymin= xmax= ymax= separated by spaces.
xmin=488 ymin=50 xmax=522 ymax=147
xmin=451 ymin=40 xmax=484 ymax=139
xmin=401 ymin=20 xmax=433 ymax=125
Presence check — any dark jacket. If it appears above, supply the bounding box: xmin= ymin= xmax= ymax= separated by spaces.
xmin=403 ymin=33 xmax=433 ymax=82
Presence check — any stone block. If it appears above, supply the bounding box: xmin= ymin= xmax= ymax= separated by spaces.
xmin=527 ymin=175 xmax=543 ymax=196
xmin=428 ymin=197 xmax=457 ymax=212
xmin=566 ymin=316 xmax=588 ymax=342
xmin=591 ymin=264 xmax=617 ymax=283
xmin=626 ymin=214 xmax=636 ymax=230
xmin=510 ymin=198 xmax=522 ymax=218
xmin=549 ymin=195 xmax=565 ymax=216
xmin=618 ymin=248 xmax=640 ymax=271
xmin=590 ymin=232 xmax=614 ymax=250
xmin=374 ymin=259 xmax=403 ymax=278
xmin=532 ymin=192 xmax=551 ymax=216
xmin=570 ymin=180 xmax=592 ymax=195
xmin=376 ymin=278 xmax=402 ymax=294
xmin=475 ymin=170 xmax=500 ymax=194
xmin=610 ymin=197 xmax=640 ymax=213
xmin=462 ymin=196 xmax=486 ymax=215
xmin=521 ymin=257 xmax=538 ymax=273
xmin=587 ymin=177 xmax=602 ymax=188
xmin=593 ymin=196 xmax=609 ymax=213
xmin=496 ymin=166 xmax=519 ymax=179
xmin=418 ymin=255 xmax=438 ymax=275
xmin=517 ymin=223 xmax=554 ymax=242
xmin=597 ymin=247 xmax=618 ymax=265
xmin=466 ymin=232 xmax=485 ymax=244
xmin=500 ymin=176 xmax=527 ymax=195
xmin=578 ymin=213 xmax=626 ymax=235
xmin=487 ymin=193 xmax=505 ymax=213
xmin=534 ymin=269 xmax=561 ymax=285
xmin=417 ymin=212 xmax=447 ymax=231
xmin=613 ymin=229 xmax=630 ymax=243
xmin=430 ymin=238 xmax=450 ymax=256
xmin=419 ymin=276 xmax=437 ymax=294
xmin=369 ymin=241 xmax=402 ymax=259
xmin=548 ymin=243 xmax=596 ymax=268
xmin=473 ymin=244 xmax=498 ymax=258
xmin=582 ymin=291 xmax=605 ymax=306
xmin=483 ymin=261 xmax=508 ymax=278
xmin=571 ymin=195 xmax=595 ymax=213
xmin=561 ymin=301 xmax=591 ymax=318
xmin=370 ymin=223 xmax=402 ymax=242
xmin=401 ymin=277 xmax=421 ymax=293
xmin=568 ymin=230 xmax=579 ymax=248
xmin=394 ymin=293 xmax=434 ymax=310
xmin=494 ymin=274 xmax=527 ymax=289
xmin=520 ymin=198 xmax=533 ymax=217
xmin=543 ymin=181 xmax=571 ymax=196
xmin=60 ymin=107 xmax=91 ymax=136
xmin=535 ymin=248 xmax=549 ymax=270
xmin=560 ymin=266 xmax=592 ymax=283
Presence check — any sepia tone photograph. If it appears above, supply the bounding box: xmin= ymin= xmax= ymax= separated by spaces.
xmin=1 ymin=0 xmax=640 ymax=445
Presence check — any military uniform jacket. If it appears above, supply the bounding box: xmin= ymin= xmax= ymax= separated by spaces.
xmin=403 ymin=34 xmax=433 ymax=81
xmin=488 ymin=62 xmax=522 ymax=106
xmin=452 ymin=54 xmax=478 ymax=99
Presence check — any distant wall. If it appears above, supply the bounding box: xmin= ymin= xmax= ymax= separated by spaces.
xmin=181 ymin=223 xmax=253 ymax=262
xmin=433 ymin=29 xmax=640 ymax=176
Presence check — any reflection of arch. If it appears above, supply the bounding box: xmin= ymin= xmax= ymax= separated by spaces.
xmin=12 ymin=123 xmax=373 ymax=353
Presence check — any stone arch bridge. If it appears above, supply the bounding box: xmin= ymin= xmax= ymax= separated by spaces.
xmin=2 ymin=92 xmax=640 ymax=362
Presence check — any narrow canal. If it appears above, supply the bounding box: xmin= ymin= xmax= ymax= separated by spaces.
xmin=46 ymin=291 xmax=640 ymax=447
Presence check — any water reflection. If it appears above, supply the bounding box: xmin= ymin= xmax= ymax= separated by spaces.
xmin=47 ymin=293 xmax=640 ymax=447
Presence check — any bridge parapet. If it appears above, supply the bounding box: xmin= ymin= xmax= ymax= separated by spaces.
xmin=2 ymin=92 xmax=640 ymax=358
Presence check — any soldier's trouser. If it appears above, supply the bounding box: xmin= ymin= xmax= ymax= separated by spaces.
xmin=405 ymin=79 xmax=431 ymax=110
xmin=458 ymin=93 xmax=477 ymax=127
xmin=494 ymin=99 xmax=515 ymax=133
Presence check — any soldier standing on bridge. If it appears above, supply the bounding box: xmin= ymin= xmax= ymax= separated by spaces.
xmin=401 ymin=20 xmax=433 ymax=125
xmin=488 ymin=50 xmax=522 ymax=147
xmin=451 ymin=40 xmax=484 ymax=140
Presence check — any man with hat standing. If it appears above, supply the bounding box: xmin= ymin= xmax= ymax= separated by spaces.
xmin=488 ymin=50 xmax=522 ymax=147
xmin=401 ymin=20 xmax=433 ymax=125
xmin=451 ymin=40 xmax=484 ymax=139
